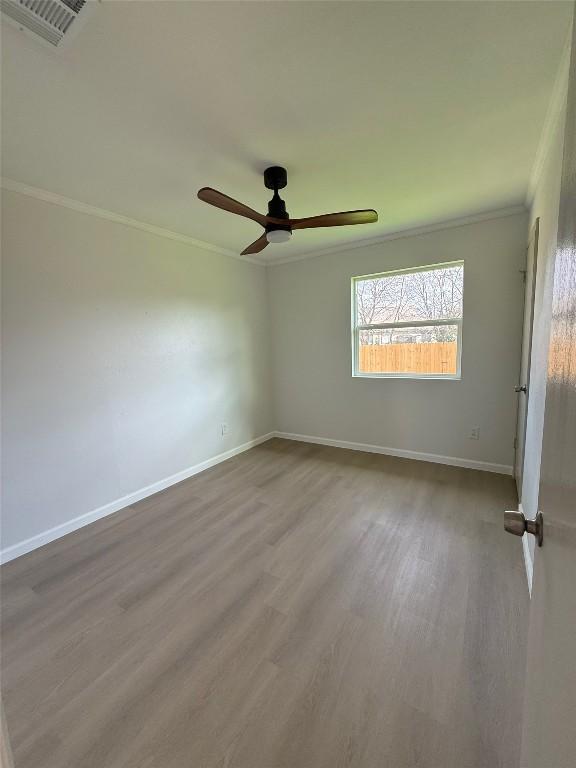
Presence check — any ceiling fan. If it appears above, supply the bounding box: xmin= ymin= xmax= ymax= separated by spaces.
xmin=197 ymin=166 xmax=378 ymax=256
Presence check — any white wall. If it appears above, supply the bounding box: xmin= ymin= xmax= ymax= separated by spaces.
xmin=1 ymin=190 xmax=272 ymax=554
xmin=0 ymin=190 xmax=533 ymax=561
xmin=268 ymin=212 xmax=528 ymax=470
xmin=521 ymin=59 xmax=568 ymax=566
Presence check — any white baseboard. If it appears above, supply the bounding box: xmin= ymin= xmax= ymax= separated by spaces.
xmin=1 ymin=430 xmax=513 ymax=565
xmin=273 ymin=432 xmax=513 ymax=475
xmin=519 ymin=503 xmax=534 ymax=597
xmin=0 ymin=433 xmax=275 ymax=565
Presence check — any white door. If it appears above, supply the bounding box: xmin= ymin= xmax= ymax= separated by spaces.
xmin=518 ymin=12 xmax=576 ymax=766
xmin=514 ymin=219 xmax=539 ymax=494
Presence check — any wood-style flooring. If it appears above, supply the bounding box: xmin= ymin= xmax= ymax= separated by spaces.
xmin=1 ymin=439 xmax=529 ymax=768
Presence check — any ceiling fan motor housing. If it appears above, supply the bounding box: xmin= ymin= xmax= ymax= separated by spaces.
xmin=264 ymin=167 xmax=291 ymax=234
xmin=267 ymin=192 xmax=291 ymax=232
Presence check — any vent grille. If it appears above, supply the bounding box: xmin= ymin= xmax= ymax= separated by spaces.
xmin=61 ymin=0 xmax=85 ymax=11
xmin=1 ymin=0 xmax=87 ymax=46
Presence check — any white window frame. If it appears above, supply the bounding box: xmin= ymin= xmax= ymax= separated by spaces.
xmin=351 ymin=260 xmax=464 ymax=380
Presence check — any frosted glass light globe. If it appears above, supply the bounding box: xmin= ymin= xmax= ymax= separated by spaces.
xmin=266 ymin=229 xmax=292 ymax=244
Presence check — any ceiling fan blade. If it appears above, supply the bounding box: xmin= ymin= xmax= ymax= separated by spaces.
xmin=290 ymin=209 xmax=378 ymax=230
xmin=241 ymin=234 xmax=269 ymax=256
xmin=198 ymin=188 xmax=268 ymax=227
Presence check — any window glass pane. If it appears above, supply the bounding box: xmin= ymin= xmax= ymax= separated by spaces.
xmin=355 ymin=264 xmax=463 ymax=325
xmin=358 ymin=324 xmax=459 ymax=375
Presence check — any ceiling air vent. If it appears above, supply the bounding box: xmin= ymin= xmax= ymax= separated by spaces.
xmin=1 ymin=0 xmax=87 ymax=47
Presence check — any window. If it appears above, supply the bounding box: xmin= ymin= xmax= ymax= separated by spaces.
xmin=352 ymin=261 xmax=464 ymax=378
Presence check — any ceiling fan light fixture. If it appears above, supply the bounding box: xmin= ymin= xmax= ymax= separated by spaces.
xmin=266 ymin=229 xmax=292 ymax=244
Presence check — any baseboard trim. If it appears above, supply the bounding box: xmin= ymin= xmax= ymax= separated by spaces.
xmin=519 ymin=503 xmax=534 ymax=597
xmin=1 ymin=431 xmax=513 ymax=565
xmin=0 ymin=432 xmax=275 ymax=565
xmin=273 ymin=431 xmax=513 ymax=475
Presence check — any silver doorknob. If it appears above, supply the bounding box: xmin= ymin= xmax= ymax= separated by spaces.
xmin=515 ymin=385 xmax=527 ymax=393
xmin=504 ymin=510 xmax=544 ymax=546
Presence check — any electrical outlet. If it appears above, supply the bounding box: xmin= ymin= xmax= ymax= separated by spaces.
xmin=221 ymin=422 xmax=229 ymax=436
xmin=469 ymin=427 xmax=480 ymax=440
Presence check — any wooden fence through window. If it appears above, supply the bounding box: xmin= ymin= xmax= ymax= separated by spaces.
xmin=359 ymin=341 xmax=457 ymax=375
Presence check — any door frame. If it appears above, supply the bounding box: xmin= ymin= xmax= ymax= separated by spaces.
xmin=514 ymin=217 xmax=539 ymax=496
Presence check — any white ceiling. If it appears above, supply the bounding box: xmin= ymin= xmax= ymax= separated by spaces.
xmin=1 ymin=1 xmax=572 ymax=263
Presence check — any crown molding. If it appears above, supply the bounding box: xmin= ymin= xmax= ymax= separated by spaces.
xmin=266 ymin=203 xmax=527 ymax=267
xmin=526 ymin=31 xmax=571 ymax=205
xmin=1 ymin=178 xmax=263 ymax=266
xmin=1 ymin=178 xmax=527 ymax=270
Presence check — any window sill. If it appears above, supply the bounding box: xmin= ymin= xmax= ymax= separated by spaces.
xmin=352 ymin=372 xmax=462 ymax=381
